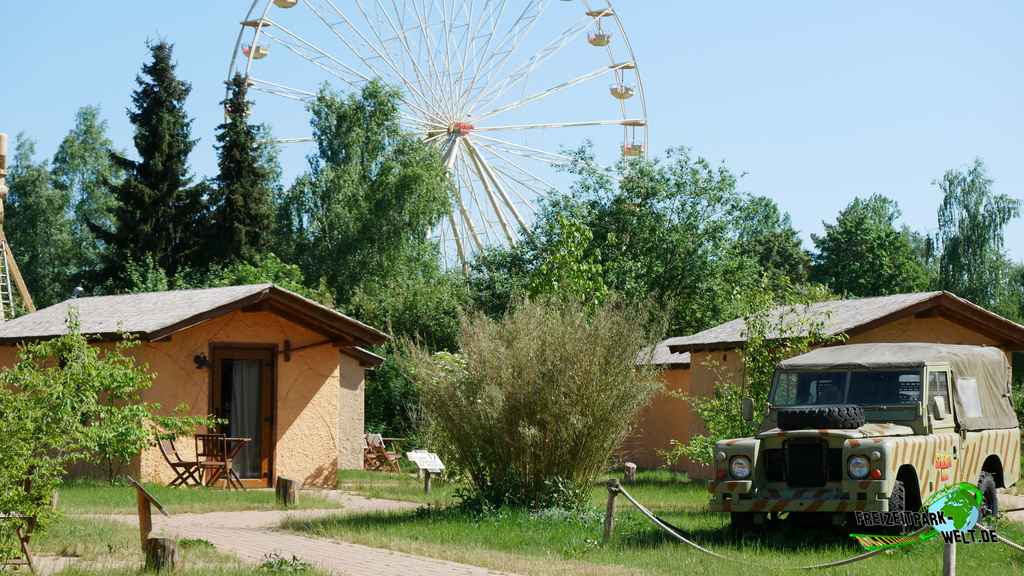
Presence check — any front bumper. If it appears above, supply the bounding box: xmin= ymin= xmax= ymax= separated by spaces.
xmin=708 ymin=481 xmax=889 ymax=513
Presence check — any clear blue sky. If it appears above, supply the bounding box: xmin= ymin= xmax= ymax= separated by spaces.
xmin=2 ymin=1 xmax=1022 ymax=258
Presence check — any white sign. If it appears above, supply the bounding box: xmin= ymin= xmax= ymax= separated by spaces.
xmin=406 ymin=450 xmax=445 ymax=474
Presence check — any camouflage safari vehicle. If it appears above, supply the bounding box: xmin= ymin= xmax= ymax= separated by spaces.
xmin=710 ymin=343 xmax=1021 ymax=530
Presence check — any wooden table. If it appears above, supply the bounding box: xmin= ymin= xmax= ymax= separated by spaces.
xmin=197 ymin=435 xmax=251 ymax=490
xmin=223 ymin=437 xmax=251 ymax=491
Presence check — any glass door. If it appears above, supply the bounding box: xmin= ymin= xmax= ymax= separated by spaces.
xmin=210 ymin=346 xmax=275 ymax=486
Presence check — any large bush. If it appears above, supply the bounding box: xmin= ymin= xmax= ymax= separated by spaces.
xmin=411 ymin=299 xmax=662 ymax=510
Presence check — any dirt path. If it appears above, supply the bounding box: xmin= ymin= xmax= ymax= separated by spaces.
xmin=100 ymin=492 xmax=515 ymax=576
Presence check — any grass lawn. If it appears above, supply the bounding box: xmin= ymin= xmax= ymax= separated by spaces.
xmin=29 ymin=516 xmax=327 ymax=575
xmin=57 ymin=480 xmax=342 ymax=514
xmin=337 ymin=469 xmax=459 ymax=506
xmin=294 ymin=470 xmax=1024 ymax=576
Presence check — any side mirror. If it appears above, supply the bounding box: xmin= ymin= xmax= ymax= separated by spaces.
xmin=741 ymin=397 xmax=755 ymax=422
xmin=931 ymin=396 xmax=948 ymax=420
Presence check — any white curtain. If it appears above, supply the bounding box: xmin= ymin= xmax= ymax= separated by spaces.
xmin=230 ymin=359 xmax=262 ymax=478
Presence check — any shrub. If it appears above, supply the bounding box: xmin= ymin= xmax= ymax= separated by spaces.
xmin=410 ymin=298 xmax=663 ymax=510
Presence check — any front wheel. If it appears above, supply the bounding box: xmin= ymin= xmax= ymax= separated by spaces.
xmin=888 ymin=479 xmax=910 ymax=534
xmin=977 ymin=472 xmax=999 ymax=517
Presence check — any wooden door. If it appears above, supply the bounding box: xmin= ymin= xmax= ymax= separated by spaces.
xmin=210 ymin=345 xmax=276 ymax=487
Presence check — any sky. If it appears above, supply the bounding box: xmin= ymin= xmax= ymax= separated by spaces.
xmin=2 ymin=1 xmax=1023 ymax=259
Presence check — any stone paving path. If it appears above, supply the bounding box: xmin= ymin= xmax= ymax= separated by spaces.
xmin=103 ymin=492 xmax=515 ymax=576
xmin=1003 ymin=492 xmax=1024 ymax=524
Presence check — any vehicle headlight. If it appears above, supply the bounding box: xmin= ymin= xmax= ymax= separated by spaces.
xmin=848 ymin=455 xmax=870 ymax=479
xmin=729 ymin=455 xmax=752 ymax=480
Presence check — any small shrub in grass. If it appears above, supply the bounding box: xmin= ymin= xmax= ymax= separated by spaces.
xmin=258 ymin=553 xmax=314 ymax=573
xmin=410 ymin=297 xmax=663 ymax=510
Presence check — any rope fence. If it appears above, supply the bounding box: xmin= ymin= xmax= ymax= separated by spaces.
xmin=602 ymin=479 xmax=1024 ymax=573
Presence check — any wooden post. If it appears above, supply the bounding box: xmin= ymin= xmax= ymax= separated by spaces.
xmin=423 ymin=470 xmax=432 ymax=494
xmin=144 ymin=538 xmax=177 ymax=572
xmin=943 ymin=541 xmax=956 ymax=576
xmin=623 ymin=462 xmax=637 ymax=484
xmin=603 ymin=479 xmax=620 ymax=544
xmin=276 ymin=477 xmax=298 ymax=508
xmin=136 ymin=488 xmax=153 ymax=549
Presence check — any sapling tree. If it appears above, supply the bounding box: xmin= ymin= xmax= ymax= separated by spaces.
xmin=664 ymin=280 xmax=842 ymax=467
xmin=0 ymin=312 xmax=212 ymax=561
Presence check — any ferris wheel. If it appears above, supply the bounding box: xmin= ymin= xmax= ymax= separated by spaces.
xmin=229 ymin=0 xmax=648 ymax=268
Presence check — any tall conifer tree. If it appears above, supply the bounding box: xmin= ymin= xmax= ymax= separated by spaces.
xmin=209 ymin=74 xmax=276 ymax=264
xmin=92 ymin=41 xmax=206 ymax=287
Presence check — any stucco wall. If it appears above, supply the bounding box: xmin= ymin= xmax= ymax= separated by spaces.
xmin=338 ymin=353 xmax=365 ymax=469
xmin=623 ymin=366 xmax=692 ymax=469
xmin=632 ymin=312 xmax=1011 ymax=479
xmin=0 ymin=308 xmax=368 ymax=488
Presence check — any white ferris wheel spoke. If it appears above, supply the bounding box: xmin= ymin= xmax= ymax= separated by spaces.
xmin=350 ymin=0 xmax=447 ymax=118
xmin=469 ymin=133 xmax=571 ymax=164
xmin=317 ymin=0 xmax=446 ymax=123
xmin=475 ymin=118 xmax=646 ymax=132
xmin=474 ymin=141 xmax=558 ymax=196
xmin=456 ymin=0 xmax=543 ymax=112
xmin=467 ymin=12 xmax=596 ymax=114
xmin=247 ymin=78 xmax=317 ymax=101
xmin=475 ymin=62 xmax=634 ymax=122
xmin=374 ymin=0 xmax=447 ymax=117
xmin=455 ymin=0 xmax=507 ymax=110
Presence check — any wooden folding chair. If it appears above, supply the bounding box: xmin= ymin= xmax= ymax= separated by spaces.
xmin=195 ymin=433 xmax=232 ymax=489
xmin=365 ymin=433 xmax=401 ymax=473
xmin=158 ymin=438 xmax=202 ymax=487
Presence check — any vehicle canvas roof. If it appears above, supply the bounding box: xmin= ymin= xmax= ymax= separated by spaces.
xmin=779 ymin=343 xmax=1018 ymax=431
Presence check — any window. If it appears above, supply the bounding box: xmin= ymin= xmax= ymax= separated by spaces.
xmin=847 ymin=371 xmax=921 ymax=405
xmin=772 ymin=371 xmax=847 ymax=406
xmin=928 ymin=371 xmax=950 ymax=418
xmin=956 ymin=377 xmax=983 ymax=419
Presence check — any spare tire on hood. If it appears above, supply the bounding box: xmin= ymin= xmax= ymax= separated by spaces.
xmin=776 ymin=404 xmax=865 ymax=430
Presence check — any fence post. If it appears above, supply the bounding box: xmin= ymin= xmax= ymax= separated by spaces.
xmin=624 ymin=462 xmax=637 ymax=484
xmin=603 ymin=479 xmax=621 ymax=544
xmin=943 ymin=541 xmax=955 ymax=576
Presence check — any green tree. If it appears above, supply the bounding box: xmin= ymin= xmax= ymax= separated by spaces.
xmin=526 ymin=208 xmax=607 ymax=306
xmin=735 ymin=195 xmax=809 ymax=285
xmin=935 ymin=159 xmax=1021 ymax=310
xmin=811 ymin=194 xmax=931 ymax=297
xmin=91 ymin=41 xmax=207 ymax=288
xmin=275 ymin=81 xmax=449 ymax=306
xmin=51 ymin=106 xmax=123 ymax=281
xmin=4 ymin=135 xmax=76 ymax=307
xmin=209 ymin=75 xmax=277 ymax=265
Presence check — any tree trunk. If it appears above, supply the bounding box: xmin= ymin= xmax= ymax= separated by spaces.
xmin=144 ymin=538 xmax=177 ymax=572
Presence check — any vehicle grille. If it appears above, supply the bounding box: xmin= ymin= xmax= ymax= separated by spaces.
xmin=764 ymin=449 xmax=786 ymax=482
xmin=786 ymin=441 xmax=826 ymax=487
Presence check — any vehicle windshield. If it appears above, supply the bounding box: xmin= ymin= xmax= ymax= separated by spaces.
xmin=770 ymin=369 xmax=922 ymax=407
